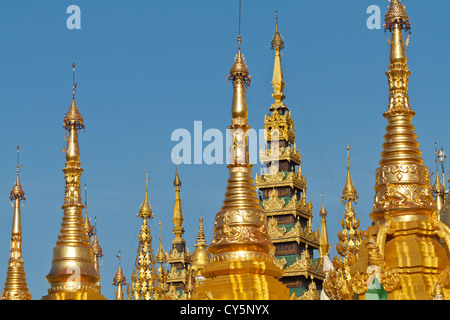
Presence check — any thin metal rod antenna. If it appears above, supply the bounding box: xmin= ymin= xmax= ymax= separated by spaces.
xmin=239 ymin=0 xmax=241 ymax=36
xmin=16 ymin=146 xmax=20 ymax=167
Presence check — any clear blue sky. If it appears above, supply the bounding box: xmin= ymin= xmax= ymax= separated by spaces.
xmin=0 ymin=0 xmax=448 ymax=300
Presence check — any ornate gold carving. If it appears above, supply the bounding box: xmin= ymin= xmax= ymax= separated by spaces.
xmin=379 ymin=264 xmax=401 ymax=292
xmin=298 ymin=280 xmax=320 ymax=300
xmin=264 ymin=110 xmax=295 ymax=144
xmin=267 ymin=218 xmax=286 ymax=238
xmin=262 ymin=189 xmax=285 ymax=210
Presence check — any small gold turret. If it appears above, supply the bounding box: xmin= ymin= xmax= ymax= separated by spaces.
xmin=155 ymin=222 xmax=168 ymax=300
xmin=323 ymin=151 xmax=364 ymax=300
xmin=1 ymin=147 xmax=31 ymax=300
xmin=42 ymin=64 xmax=104 ymax=300
xmin=112 ymin=251 xmax=127 ymax=300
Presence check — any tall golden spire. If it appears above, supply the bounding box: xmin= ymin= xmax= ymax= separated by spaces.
xmin=358 ymin=0 xmax=450 ymax=299
xmin=112 ymin=251 xmax=127 ymax=300
xmin=1 ymin=147 xmax=31 ymax=300
xmin=42 ymin=64 xmax=104 ymax=300
xmin=195 ymin=17 xmax=289 ymax=299
xmin=172 ymin=168 xmax=185 ymax=245
xmin=270 ymin=11 xmax=286 ymax=110
xmin=190 ymin=216 xmax=211 ymax=279
xmin=341 ymin=145 xmax=358 ymax=204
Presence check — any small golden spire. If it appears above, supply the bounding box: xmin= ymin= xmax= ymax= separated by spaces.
xmin=195 ymin=8 xmax=289 ymax=299
xmin=341 ymin=145 xmax=358 ymax=204
xmin=384 ymin=0 xmax=411 ymax=33
xmin=319 ymin=191 xmax=330 ymax=259
xmin=156 ymin=222 xmax=167 ymax=264
xmin=112 ymin=251 xmax=127 ymax=300
xmin=1 ymin=147 xmax=31 ymax=300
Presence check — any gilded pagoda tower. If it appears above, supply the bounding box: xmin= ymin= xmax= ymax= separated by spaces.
xmin=42 ymin=66 xmax=105 ymax=300
xmin=195 ymin=32 xmax=289 ymax=300
xmin=1 ymin=148 xmax=31 ymax=300
xmin=325 ymin=0 xmax=450 ymax=300
xmin=255 ymin=17 xmax=324 ymax=298
xmin=166 ymin=169 xmax=190 ymax=296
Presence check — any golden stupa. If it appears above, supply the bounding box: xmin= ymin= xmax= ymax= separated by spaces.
xmin=194 ymin=33 xmax=289 ymax=300
xmin=324 ymin=0 xmax=450 ymax=300
xmin=42 ymin=65 xmax=105 ymax=300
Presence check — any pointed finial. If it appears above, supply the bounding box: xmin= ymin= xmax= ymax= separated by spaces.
xmin=112 ymin=250 xmax=127 ymax=290
xmin=271 ymin=10 xmax=284 ymax=51
xmin=64 ymin=63 xmax=84 ymax=130
xmin=10 ymin=146 xmax=25 ymax=201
